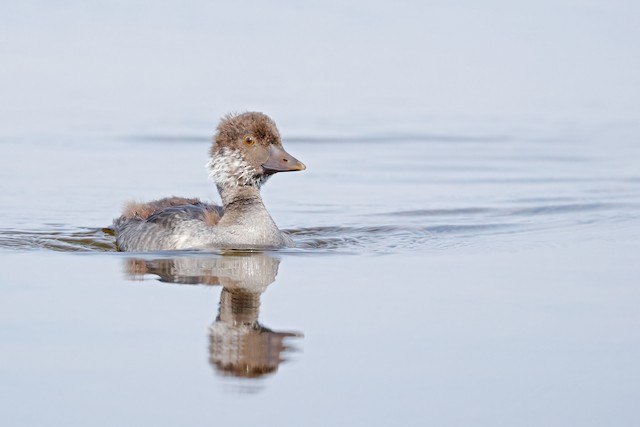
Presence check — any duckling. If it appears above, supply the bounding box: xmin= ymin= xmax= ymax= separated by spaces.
xmin=113 ymin=112 xmax=305 ymax=251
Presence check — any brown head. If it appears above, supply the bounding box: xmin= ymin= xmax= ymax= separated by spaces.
xmin=208 ymin=112 xmax=305 ymax=190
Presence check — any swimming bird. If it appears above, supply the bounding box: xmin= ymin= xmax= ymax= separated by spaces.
xmin=113 ymin=112 xmax=306 ymax=251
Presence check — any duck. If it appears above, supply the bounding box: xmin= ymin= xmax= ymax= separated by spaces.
xmin=113 ymin=112 xmax=306 ymax=251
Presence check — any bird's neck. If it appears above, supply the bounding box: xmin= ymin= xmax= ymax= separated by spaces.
xmin=217 ymin=184 xmax=276 ymax=228
xmin=218 ymin=183 xmax=262 ymax=207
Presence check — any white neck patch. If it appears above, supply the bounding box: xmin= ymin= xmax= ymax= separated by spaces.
xmin=207 ymin=147 xmax=269 ymax=189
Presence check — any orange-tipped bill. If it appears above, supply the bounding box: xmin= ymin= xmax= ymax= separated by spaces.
xmin=262 ymin=145 xmax=306 ymax=173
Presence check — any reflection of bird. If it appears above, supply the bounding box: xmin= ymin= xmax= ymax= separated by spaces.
xmin=124 ymin=253 xmax=302 ymax=379
xmin=113 ymin=112 xmax=306 ymax=252
xmin=210 ymin=288 xmax=300 ymax=378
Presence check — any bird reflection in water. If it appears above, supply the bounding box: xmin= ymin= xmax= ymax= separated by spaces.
xmin=124 ymin=253 xmax=302 ymax=380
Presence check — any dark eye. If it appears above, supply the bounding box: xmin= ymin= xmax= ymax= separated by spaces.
xmin=244 ymin=135 xmax=255 ymax=145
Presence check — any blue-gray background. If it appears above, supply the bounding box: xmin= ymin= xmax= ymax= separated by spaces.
xmin=3 ymin=0 xmax=640 ymax=133
xmin=1 ymin=2 xmax=640 ymax=426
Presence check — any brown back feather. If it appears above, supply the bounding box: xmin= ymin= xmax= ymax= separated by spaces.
xmin=122 ymin=197 xmax=222 ymax=226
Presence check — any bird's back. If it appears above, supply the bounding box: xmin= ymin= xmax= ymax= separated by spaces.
xmin=114 ymin=197 xmax=223 ymax=251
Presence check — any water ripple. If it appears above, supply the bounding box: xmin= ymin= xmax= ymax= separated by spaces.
xmin=0 ymin=227 xmax=116 ymax=252
xmin=0 ymin=201 xmax=636 ymax=254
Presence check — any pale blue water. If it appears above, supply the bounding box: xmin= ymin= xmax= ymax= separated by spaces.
xmin=1 ymin=124 xmax=640 ymax=427
xmin=2 ymin=2 xmax=640 ymax=426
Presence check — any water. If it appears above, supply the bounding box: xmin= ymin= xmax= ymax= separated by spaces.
xmin=3 ymin=2 xmax=640 ymax=426
xmin=1 ymin=123 xmax=640 ymax=426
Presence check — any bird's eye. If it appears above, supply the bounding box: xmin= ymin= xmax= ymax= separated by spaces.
xmin=244 ymin=135 xmax=255 ymax=145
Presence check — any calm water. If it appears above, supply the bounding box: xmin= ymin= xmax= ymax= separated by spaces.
xmin=1 ymin=121 xmax=640 ymax=426
xmin=3 ymin=2 xmax=640 ymax=425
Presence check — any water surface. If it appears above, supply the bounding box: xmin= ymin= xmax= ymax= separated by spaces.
xmin=3 ymin=1 xmax=640 ymax=424
xmin=1 ymin=122 xmax=640 ymax=426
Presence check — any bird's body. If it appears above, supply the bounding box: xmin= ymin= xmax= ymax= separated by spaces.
xmin=113 ymin=112 xmax=305 ymax=251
